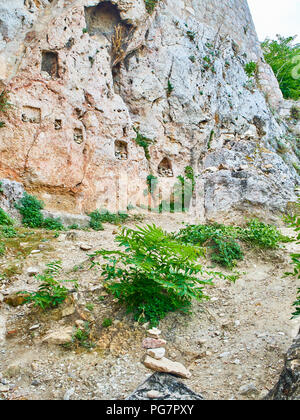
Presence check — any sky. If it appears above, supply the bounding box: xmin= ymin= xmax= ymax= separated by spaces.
xmin=247 ymin=0 xmax=300 ymax=42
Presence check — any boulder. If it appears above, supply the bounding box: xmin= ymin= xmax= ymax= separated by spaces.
xmin=127 ymin=372 xmax=204 ymax=400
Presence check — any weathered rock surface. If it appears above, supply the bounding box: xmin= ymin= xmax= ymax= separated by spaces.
xmin=0 ymin=0 xmax=298 ymax=220
xmin=143 ymin=355 xmax=191 ymax=379
xmin=265 ymin=329 xmax=300 ymax=400
xmin=147 ymin=347 xmax=165 ymax=360
xmin=42 ymin=326 xmax=73 ymax=345
xmin=127 ymin=372 xmax=204 ymax=400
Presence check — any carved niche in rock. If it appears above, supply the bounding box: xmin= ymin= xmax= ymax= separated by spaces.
xmin=22 ymin=106 xmax=41 ymax=124
xmin=74 ymin=128 xmax=84 ymax=144
xmin=115 ymin=140 xmax=128 ymax=160
xmin=41 ymin=51 xmax=59 ymax=78
xmin=158 ymin=158 xmax=173 ymax=177
xmin=84 ymin=1 xmax=122 ymax=40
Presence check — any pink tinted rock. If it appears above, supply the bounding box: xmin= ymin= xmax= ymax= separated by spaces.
xmin=142 ymin=338 xmax=166 ymax=349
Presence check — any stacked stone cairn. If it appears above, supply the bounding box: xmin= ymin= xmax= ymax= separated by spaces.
xmin=142 ymin=327 xmax=191 ymax=392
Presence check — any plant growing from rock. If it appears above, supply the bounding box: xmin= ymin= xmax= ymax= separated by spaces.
xmin=21 ymin=261 xmax=75 ymax=310
xmin=244 ymin=61 xmax=258 ymax=78
xmin=144 ymin=0 xmax=159 ymax=14
xmin=0 ymin=90 xmax=11 ymax=127
xmin=284 ymin=201 xmax=300 ymax=318
xmin=15 ymin=193 xmax=64 ymax=230
xmin=90 ymin=224 xmax=214 ymax=326
xmin=133 ymin=127 xmax=154 ymax=160
xmin=71 ymin=322 xmax=95 ymax=349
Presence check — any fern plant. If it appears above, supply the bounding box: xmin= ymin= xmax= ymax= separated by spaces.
xmin=90 ymin=224 xmax=214 ymax=326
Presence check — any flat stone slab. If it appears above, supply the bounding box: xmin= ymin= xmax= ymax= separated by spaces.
xmin=143 ymin=356 xmax=191 ymax=379
xmin=127 ymin=372 xmax=204 ymax=400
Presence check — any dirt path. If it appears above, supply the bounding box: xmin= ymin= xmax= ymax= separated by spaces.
xmin=0 ymin=213 xmax=299 ymax=400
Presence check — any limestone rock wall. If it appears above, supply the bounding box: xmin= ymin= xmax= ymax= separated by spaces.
xmin=0 ymin=0 xmax=298 ymax=218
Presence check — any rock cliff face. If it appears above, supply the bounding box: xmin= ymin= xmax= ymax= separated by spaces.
xmin=0 ymin=0 xmax=299 ymax=219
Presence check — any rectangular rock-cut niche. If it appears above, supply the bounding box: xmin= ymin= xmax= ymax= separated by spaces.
xmin=54 ymin=119 xmax=62 ymax=130
xmin=22 ymin=106 xmax=41 ymax=124
xmin=158 ymin=157 xmax=173 ymax=177
xmin=41 ymin=51 xmax=59 ymax=78
xmin=74 ymin=128 xmax=84 ymax=144
xmin=115 ymin=140 xmax=128 ymax=160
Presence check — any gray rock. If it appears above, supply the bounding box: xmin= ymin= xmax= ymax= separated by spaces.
xmin=127 ymin=372 xmax=204 ymax=400
xmin=239 ymin=383 xmax=259 ymax=396
xmin=265 ymin=329 xmax=300 ymax=400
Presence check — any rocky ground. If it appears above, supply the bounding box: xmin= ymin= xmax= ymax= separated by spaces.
xmin=0 ymin=211 xmax=299 ymax=400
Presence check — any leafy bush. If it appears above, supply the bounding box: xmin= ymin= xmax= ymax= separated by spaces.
xmin=1 ymin=226 xmax=17 ymax=238
xmin=102 ymin=318 xmax=113 ymax=328
xmin=89 ymin=210 xmax=104 ymax=231
xmin=15 ymin=193 xmax=44 ymax=228
xmin=0 ymin=242 xmax=5 ymax=256
xmin=292 ymin=289 xmax=300 ymax=318
xmin=21 ymin=261 xmax=73 ymax=310
xmin=43 ymin=217 xmax=64 ymax=231
xmin=89 ymin=209 xmax=129 ymax=230
xmin=241 ymin=219 xmax=288 ymax=249
xmin=90 ymin=224 xmax=213 ymax=326
xmin=176 ymin=220 xmax=288 ymax=268
xmin=211 ymin=237 xmax=244 ymax=268
xmin=15 ymin=193 xmax=63 ymax=230
xmin=284 ymin=204 xmax=300 ymax=318
xmin=261 ymin=35 xmax=300 ymax=100
xmin=0 ymin=208 xmax=14 ymax=226
xmin=244 ymin=61 xmax=258 ymax=78
xmin=71 ymin=322 xmax=94 ymax=349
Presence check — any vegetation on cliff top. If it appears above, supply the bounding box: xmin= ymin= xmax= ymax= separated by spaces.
xmin=261 ymin=35 xmax=300 ymax=100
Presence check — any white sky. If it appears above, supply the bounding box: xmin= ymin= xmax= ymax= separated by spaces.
xmin=247 ymin=0 xmax=300 ymax=42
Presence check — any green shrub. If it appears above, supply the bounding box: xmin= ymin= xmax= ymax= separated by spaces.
xmin=133 ymin=127 xmax=154 ymax=161
xmin=244 ymin=61 xmax=258 ymax=78
xmin=15 ymin=193 xmax=44 ymax=228
xmin=72 ymin=322 xmax=94 ymax=349
xmin=89 ymin=209 xmax=129 ymax=230
xmin=1 ymin=225 xmax=17 ymax=238
xmin=167 ymin=80 xmax=174 ymax=96
xmin=176 ymin=220 xmax=288 ymax=268
xmin=15 ymin=193 xmax=63 ymax=230
xmin=241 ymin=219 xmax=287 ymax=249
xmin=20 ymin=261 xmax=74 ymax=310
xmin=292 ymin=289 xmax=300 ymax=318
xmin=102 ymin=318 xmax=113 ymax=328
xmin=290 ymin=106 xmax=300 ymax=120
xmin=211 ymin=237 xmax=244 ymax=268
xmin=261 ymin=35 xmax=300 ymax=100
xmin=43 ymin=217 xmax=64 ymax=231
xmin=0 ymin=242 xmax=5 ymax=256
xmin=144 ymin=0 xmax=159 ymax=14
xmin=0 ymin=208 xmax=14 ymax=226
xmin=90 ymin=224 xmax=213 ymax=326
xmin=89 ymin=210 xmax=104 ymax=231
xmin=284 ymin=204 xmax=300 ymax=318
